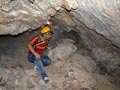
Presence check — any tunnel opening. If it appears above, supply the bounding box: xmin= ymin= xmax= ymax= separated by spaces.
xmin=61 ymin=30 xmax=81 ymax=48
xmin=0 ymin=27 xmax=82 ymax=67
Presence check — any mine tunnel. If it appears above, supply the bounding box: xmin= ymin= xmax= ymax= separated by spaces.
xmin=0 ymin=0 xmax=120 ymax=90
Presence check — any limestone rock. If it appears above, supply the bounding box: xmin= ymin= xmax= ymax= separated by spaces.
xmin=50 ymin=0 xmax=61 ymax=11
xmin=71 ymin=0 xmax=120 ymax=47
xmin=34 ymin=0 xmax=50 ymax=11
xmin=62 ymin=0 xmax=78 ymax=10
xmin=58 ymin=11 xmax=76 ymax=27
xmin=25 ymin=79 xmax=35 ymax=88
xmin=48 ymin=39 xmax=77 ymax=61
xmin=0 ymin=0 xmax=51 ymax=35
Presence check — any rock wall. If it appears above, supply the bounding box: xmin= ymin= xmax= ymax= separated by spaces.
xmin=49 ymin=0 xmax=120 ymax=83
xmin=0 ymin=0 xmax=120 ymax=87
xmin=77 ymin=25 xmax=120 ymax=85
xmin=1 ymin=0 xmax=120 ymax=48
xmin=70 ymin=0 xmax=120 ymax=48
xmin=0 ymin=0 xmax=59 ymax=35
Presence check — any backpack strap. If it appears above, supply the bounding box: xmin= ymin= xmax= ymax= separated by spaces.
xmin=32 ymin=36 xmax=45 ymax=48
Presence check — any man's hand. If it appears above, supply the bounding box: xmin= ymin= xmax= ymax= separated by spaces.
xmin=47 ymin=46 xmax=54 ymax=50
xmin=34 ymin=53 xmax=41 ymax=60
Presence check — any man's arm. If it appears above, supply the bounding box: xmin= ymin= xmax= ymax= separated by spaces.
xmin=28 ymin=37 xmax=41 ymax=60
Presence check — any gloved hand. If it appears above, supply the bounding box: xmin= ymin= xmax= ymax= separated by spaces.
xmin=34 ymin=53 xmax=41 ymax=60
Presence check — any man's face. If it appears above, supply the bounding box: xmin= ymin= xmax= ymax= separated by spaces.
xmin=44 ymin=32 xmax=52 ymax=40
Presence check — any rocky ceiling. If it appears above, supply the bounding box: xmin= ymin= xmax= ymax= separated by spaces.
xmin=0 ymin=0 xmax=120 ymax=48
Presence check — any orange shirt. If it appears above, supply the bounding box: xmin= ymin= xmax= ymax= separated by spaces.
xmin=28 ymin=35 xmax=47 ymax=54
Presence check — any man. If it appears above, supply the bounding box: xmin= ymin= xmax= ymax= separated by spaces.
xmin=27 ymin=25 xmax=53 ymax=83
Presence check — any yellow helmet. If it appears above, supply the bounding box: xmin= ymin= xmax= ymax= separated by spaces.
xmin=40 ymin=26 xmax=50 ymax=34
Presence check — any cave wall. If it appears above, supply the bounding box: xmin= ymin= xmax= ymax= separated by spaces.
xmin=1 ymin=0 xmax=120 ymax=48
xmin=0 ymin=0 xmax=120 ymax=88
xmin=50 ymin=0 xmax=120 ymax=48
xmin=0 ymin=0 xmax=120 ymax=83
xmin=51 ymin=14 xmax=120 ymax=84
xmin=70 ymin=0 xmax=120 ymax=48
xmin=49 ymin=0 xmax=120 ymax=83
xmin=0 ymin=0 xmax=59 ymax=35
xmin=77 ymin=24 xmax=120 ymax=84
